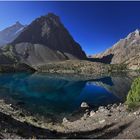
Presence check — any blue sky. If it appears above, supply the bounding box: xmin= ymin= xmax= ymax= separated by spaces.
xmin=0 ymin=1 xmax=140 ymax=55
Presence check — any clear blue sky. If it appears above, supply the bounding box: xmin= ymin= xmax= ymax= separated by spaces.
xmin=0 ymin=1 xmax=140 ymax=55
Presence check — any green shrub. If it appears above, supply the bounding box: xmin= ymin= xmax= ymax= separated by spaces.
xmin=126 ymin=77 xmax=140 ymax=109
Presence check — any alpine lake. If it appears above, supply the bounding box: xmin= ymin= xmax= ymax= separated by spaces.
xmin=0 ymin=71 xmax=139 ymax=122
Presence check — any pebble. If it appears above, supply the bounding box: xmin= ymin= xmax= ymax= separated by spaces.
xmin=133 ymin=111 xmax=140 ymax=116
xmin=98 ymin=106 xmax=109 ymax=114
xmin=107 ymin=104 xmax=112 ymax=109
xmin=112 ymin=104 xmax=118 ymax=108
xmin=99 ymin=119 xmax=105 ymax=124
xmin=85 ymin=109 xmax=89 ymax=112
xmin=98 ymin=106 xmax=105 ymax=111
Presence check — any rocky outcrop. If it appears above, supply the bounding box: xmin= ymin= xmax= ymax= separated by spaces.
xmin=92 ymin=29 xmax=140 ymax=70
xmin=0 ymin=22 xmax=25 ymax=46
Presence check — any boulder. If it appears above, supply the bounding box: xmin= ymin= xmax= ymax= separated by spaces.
xmin=62 ymin=117 xmax=69 ymax=123
xmin=80 ymin=102 xmax=89 ymax=108
xmin=98 ymin=106 xmax=106 ymax=112
xmin=99 ymin=119 xmax=106 ymax=124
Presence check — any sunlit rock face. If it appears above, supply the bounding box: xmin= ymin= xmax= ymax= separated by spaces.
xmin=92 ymin=29 xmax=140 ymax=70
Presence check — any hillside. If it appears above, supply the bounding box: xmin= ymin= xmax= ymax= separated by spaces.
xmin=92 ymin=29 xmax=140 ymax=70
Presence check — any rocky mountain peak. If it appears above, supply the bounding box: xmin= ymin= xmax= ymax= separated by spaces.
xmin=12 ymin=13 xmax=86 ymax=60
xmin=126 ymin=29 xmax=140 ymax=40
xmin=32 ymin=13 xmax=61 ymax=30
xmin=134 ymin=29 xmax=140 ymax=37
xmin=92 ymin=29 xmax=140 ymax=69
xmin=47 ymin=12 xmax=60 ymax=19
xmin=15 ymin=21 xmax=23 ymax=26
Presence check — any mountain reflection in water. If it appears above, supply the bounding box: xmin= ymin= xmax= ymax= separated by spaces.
xmin=0 ymin=72 xmax=138 ymax=117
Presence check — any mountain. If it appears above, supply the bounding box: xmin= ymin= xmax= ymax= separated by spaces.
xmin=0 ymin=22 xmax=25 ymax=46
xmin=3 ymin=13 xmax=86 ymax=66
xmin=92 ymin=29 xmax=140 ymax=70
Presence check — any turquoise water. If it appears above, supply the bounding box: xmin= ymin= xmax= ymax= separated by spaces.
xmin=0 ymin=73 xmax=134 ymax=117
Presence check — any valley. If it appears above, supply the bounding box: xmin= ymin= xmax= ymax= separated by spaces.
xmin=0 ymin=11 xmax=139 ymax=139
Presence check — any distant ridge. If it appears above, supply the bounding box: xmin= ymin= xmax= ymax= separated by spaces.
xmin=0 ymin=22 xmax=25 ymax=46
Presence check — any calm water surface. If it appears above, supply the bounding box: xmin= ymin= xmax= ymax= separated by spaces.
xmin=0 ymin=72 xmax=137 ymax=117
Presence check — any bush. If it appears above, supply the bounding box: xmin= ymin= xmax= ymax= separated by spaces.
xmin=126 ymin=77 xmax=140 ymax=109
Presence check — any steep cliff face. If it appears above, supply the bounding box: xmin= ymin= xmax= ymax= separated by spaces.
xmin=9 ymin=13 xmax=86 ymax=66
xmin=0 ymin=22 xmax=25 ymax=46
xmin=93 ymin=29 xmax=140 ymax=69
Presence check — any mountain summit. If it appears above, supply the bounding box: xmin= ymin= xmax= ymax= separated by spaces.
xmin=92 ymin=29 xmax=140 ymax=69
xmin=0 ymin=22 xmax=25 ymax=46
xmin=12 ymin=13 xmax=86 ymax=62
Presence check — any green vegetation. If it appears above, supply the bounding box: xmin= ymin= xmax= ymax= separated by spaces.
xmin=2 ymin=45 xmax=13 ymax=52
xmin=2 ymin=45 xmax=18 ymax=62
xmin=126 ymin=77 xmax=140 ymax=109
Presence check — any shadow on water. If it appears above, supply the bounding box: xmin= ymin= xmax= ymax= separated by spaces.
xmin=0 ymin=72 xmax=138 ymax=118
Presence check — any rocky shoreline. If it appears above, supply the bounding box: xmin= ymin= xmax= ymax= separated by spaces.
xmin=0 ymin=98 xmax=140 ymax=139
xmin=36 ymin=60 xmax=129 ymax=75
xmin=0 ymin=66 xmax=139 ymax=138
